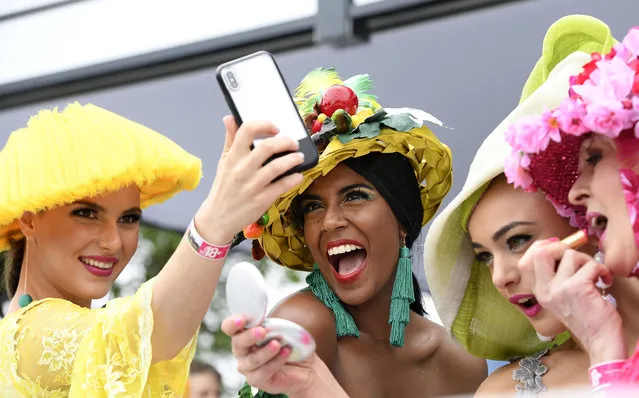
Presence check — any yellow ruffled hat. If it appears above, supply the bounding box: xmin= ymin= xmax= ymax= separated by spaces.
xmin=257 ymin=69 xmax=453 ymax=270
xmin=422 ymin=15 xmax=615 ymax=361
xmin=0 ymin=102 xmax=202 ymax=251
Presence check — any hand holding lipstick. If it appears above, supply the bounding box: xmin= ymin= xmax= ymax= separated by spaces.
xmin=518 ymin=230 xmax=626 ymax=365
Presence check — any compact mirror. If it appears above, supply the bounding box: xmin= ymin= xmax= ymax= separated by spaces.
xmin=261 ymin=317 xmax=317 ymax=362
xmin=226 ymin=261 xmax=268 ymax=328
xmin=226 ymin=261 xmax=317 ymax=362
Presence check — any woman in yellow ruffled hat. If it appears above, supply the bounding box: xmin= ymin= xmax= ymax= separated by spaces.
xmin=0 ymin=103 xmax=306 ymax=396
xmin=222 ymin=69 xmax=487 ymax=397
xmin=425 ymin=15 xmax=639 ymax=396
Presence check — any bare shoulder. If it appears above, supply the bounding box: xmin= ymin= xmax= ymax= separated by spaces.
xmin=268 ymin=289 xmax=338 ymax=364
xmin=421 ymin=320 xmax=488 ymax=389
xmin=475 ymin=362 xmax=518 ymax=397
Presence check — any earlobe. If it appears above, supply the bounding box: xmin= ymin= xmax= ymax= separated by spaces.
xmin=18 ymin=212 xmax=37 ymax=239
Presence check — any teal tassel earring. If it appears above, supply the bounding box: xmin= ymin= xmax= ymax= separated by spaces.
xmin=306 ymin=264 xmax=359 ymax=338
xmin=19 ymin=239 xmax=33 ymax=308
xmin=388 ymin=237 xmax=414 ymax=347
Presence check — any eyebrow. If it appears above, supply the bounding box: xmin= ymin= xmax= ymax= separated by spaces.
xmin=471 ymin=221 xmax=535 ymax=249
xmin=298 ymin=183 xmax=375 ymax=201
xmin=73 ymin=200 xmax=142 ymax=214
xmin=491 ymin=221 xmax=535 ymax=242
xmin=338 ymin=183 xmax=374 ymax=195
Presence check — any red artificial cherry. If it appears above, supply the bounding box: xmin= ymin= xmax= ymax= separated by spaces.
xmin=312 ymin=119 xmax=322 ymax=134
xmin=319 ymin=85 xmax=359 ymax=117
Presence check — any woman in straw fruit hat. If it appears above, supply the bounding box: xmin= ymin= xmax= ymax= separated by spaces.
xmin=504 ymin=24 xmax=639 ymax=393
xmin=222 ymin=68 xmax=487 ymax=398
xmin=0 ymin=103 xmax=306 ymax=396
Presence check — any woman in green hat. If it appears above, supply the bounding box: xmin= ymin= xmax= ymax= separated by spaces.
xmin=504 ymin=21 xmax=639 ymax=393
xmin=223 ymin=68 xmax=487 ymax=397
xmin=426 ymin=15 xmax=639 ymax=396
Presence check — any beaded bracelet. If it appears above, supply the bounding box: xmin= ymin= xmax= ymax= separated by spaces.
xmin=186 ymin=219 xmax=231 ymax=260
xmin=589 ymin=360 xmax=625 ymax=392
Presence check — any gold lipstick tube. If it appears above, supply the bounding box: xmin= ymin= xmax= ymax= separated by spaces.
xmin=560 ymin=229 xmax=589 ymax=249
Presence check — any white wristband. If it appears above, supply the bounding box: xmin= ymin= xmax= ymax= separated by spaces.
xmin=186 ymin=219 xmax=231 ymax=260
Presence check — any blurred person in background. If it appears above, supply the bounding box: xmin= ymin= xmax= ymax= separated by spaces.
xmin=189 ymin=360 xmax=222 ymax=398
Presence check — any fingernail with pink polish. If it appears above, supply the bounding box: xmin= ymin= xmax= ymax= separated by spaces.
xmin=268 ymin=340 xmax=279 ymax=352
xmin=279 ymin=347 xmax=291 ymax=358
xmin=547 ymin=237 xmax=559 ymax=242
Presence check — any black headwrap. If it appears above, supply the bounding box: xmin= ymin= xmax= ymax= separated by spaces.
xmin=342 ymin=152 xmax=423 ymax=248
xmin=341 ymin=153 xmax=425 ymax=316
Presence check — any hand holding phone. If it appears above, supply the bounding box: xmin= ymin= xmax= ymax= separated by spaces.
xmin=216 ymin=51 xmax=319 ymax=176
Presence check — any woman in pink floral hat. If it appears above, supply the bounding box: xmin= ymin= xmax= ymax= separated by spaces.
xmin=503 ymin=26 xmax=639 ymax=394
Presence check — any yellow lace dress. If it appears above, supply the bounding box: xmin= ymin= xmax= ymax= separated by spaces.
xmin=0 ymin=280 xmax=197 ymax=397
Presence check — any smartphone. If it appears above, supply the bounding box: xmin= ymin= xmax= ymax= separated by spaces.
xmin=216 ymin=51 xmax=319 ymax=175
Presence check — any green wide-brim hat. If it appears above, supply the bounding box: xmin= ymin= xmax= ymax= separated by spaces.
xmin=422 ymin=14 xmax=616 ymax=361
xmin=258 ymin=70 xmax=453 ymax=271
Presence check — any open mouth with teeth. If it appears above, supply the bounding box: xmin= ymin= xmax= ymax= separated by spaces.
xmin=326 ymin=243 xmax=368 ymax=283
xmin=517 ymin=297 xmax=537 ymax=309
xmin=509 ymin=294 xmax=543 ymax=317
xmin=79 ymin=256 xmax=116 ymax=276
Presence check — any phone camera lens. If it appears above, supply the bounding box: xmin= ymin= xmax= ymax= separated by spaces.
xmin=226 ymin=71 xmax=239 ymax=89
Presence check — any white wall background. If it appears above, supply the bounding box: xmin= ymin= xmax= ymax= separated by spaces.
xmin=0 ymin=0 xmax=385 ymax=86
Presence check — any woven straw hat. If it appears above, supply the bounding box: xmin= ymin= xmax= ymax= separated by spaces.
xmin=257 ymin=69 xmax=453 ymax=270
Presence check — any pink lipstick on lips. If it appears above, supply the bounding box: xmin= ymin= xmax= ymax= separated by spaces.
xmin=80 ymin=255 xmax=117 ymax=277
xmin=509 ymin=294 xmax=543 ymax=318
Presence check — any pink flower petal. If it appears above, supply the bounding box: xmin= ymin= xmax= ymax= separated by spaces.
xmin=622 ymin=27 xmax=639 ymax=58
xmin=583 ymin=100 xmax=631 ymax=137
xmin=504 ymin=153 xmax=533 ymax=191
